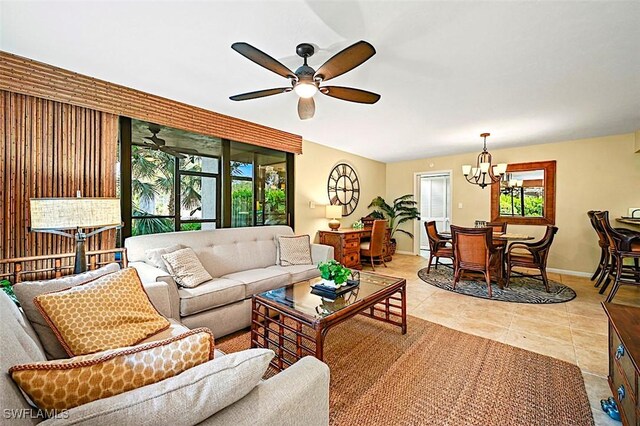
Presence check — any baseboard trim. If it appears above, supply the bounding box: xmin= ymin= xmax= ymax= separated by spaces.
xmin=546 ymin=268 xmax=592 ymax=278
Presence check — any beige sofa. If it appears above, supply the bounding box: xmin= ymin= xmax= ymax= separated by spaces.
xmin=1 ymin=279 xmax=330 ymax=425
xmin=125 ymin=226 xmax=334 ymax=338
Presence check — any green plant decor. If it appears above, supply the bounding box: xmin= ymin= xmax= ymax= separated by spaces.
xmin=368 ymin=194 xmax=421 ymax=241
xmin=317 ymin=260 xmax=352 ymax=286
xmin=1 ymin=279 xmax=20 ymax=306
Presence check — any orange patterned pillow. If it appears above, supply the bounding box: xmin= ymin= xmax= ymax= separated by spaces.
xmin=34 ymin=268 xmax=170 ymax=356
xmin=10 ymin=328 xmax=214 ymax=411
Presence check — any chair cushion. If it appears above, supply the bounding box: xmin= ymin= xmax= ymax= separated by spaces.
xmin=10 ymin=328 xmax=214 ymax=411
xmin=631 ymin=241 xmax=640 ymax=252
xmin=223 ymin=268 xmax=291 ymax=296
xmin=267 ymin=264 xmax=320 ymax=283
xmin=178 ymin=278 xmax=245 ymax=316
xmin=360 ymin=242 xmax=370 ymax=250
xmin=277 ymin=235 xmax=313 ymax=266
xmin=162 ymin=247 xmax=212 ymax=288
xmin=34 ymin=268 xmax=170 ymax=356
xmin=144 ymin=244 xmax=184 ymax=271
xmin=139 ymin=318 xmax=190 ymax=344
xmin=13 ymin=263 xmax=121 ymax=360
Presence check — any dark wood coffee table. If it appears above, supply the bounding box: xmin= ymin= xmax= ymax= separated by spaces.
xmin=251 ymin=272 xmax=406 ymax=371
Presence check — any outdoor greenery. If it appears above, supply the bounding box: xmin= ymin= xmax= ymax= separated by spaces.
xmin=131 ymin=146 xmax=203 ymax=236
xmin=368 ymin=194 xmax=421 ymax=240
xmin=499 ymin=191 xmax=544 ymax=217
xmin=317 ymin=260 xmax=352 ymax=286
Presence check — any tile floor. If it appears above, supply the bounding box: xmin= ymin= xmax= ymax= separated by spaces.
xmin=379 ymin=254 xmax=640 ymax=426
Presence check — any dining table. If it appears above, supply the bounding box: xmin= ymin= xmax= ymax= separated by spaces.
xmin=439 ymin=231 xmax=536 ymax=286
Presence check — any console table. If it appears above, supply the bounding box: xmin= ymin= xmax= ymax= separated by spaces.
xmin=603 ymin=302 xmax=640 ymax=426
xmin=318 ymin=228 xmax=391 ymax=270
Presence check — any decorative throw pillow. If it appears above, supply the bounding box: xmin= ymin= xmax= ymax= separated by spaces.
xmin=145 ymin=244 xmax=184 ymax=271
xmin=10 ymin=328 xmax=214 ymax=411
xmin=33 ymin=268 xmax=170 ymax=356
xmin=13 ymin=263 xmax=121 ymax=360
xmin=161 ymin=248 xmax=212 ymax=288
xmin=278 ymin=235 xmax=313 ymax=266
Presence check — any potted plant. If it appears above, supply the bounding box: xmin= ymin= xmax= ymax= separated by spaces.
xmin=317 ymin=260 xmax=352 ymax=289
xmin=368 ymin=194 xmax=421 ymax=255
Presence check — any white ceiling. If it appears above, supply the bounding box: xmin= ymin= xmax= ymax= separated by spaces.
xmin=1 ymin=1 xmax=639 ymax=162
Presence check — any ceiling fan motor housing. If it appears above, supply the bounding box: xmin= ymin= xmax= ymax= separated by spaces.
xmin=296 ymin=43 xmax=315 ymax=59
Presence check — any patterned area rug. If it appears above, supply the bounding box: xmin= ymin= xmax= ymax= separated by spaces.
xmin=217 ymin=315 xmax=594 ymax=426
xmin=417 ymin=267 xmax=577 ymax=304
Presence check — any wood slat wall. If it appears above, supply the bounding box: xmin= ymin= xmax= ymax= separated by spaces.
xmin=0 ymin=90 xmax=118 ymax=261
xmin=0 ymin=50 xmax=303 ymax=154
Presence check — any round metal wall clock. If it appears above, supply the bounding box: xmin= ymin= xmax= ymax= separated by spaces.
xmin=327 ymin=163 xmax=360 ymax=216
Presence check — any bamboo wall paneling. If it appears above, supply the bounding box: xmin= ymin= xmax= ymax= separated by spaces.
xmin=0 ymin=90 xmax=118 ymax=261
xmin=0 ymin=50 xmax=303 ymax=154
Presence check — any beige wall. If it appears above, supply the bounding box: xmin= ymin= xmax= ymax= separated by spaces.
xmin=295 ymin=140 xmax=386 ymax=242
xmin=385 ymin=133 xmax=640 ymax=274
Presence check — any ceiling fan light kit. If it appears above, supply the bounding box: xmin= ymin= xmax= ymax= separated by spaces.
xmin=462 ymin=133 xmax=507 ymax=189
xmin=229 ymin=40 xmax=380 ymax=120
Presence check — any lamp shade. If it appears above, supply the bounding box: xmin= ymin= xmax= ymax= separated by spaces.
xmin=30 ymin=198 xmax=121 ymax=230
xmin=325 ymin=205 xmax=343 ymax=219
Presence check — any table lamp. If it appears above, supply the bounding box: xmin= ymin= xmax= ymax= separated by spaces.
xmin=29 ymin=197 xmax=122 ymax=274
xmin=325 ymin=205 xmax=343 ymax=230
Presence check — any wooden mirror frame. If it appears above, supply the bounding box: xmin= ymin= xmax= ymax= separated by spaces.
xmin=490 ymin=160 xmax=556 ymax=225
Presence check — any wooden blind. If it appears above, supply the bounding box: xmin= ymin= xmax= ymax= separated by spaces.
xmin=0 ymin=90 xmax=118 ymax=261
xmin=0 ymin=50 xmax=302 ymax=154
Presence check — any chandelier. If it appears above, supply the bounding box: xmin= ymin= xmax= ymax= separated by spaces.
xmin=462 ymin=133 xmax=507 ymax=189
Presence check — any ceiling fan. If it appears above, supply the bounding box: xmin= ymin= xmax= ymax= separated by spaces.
xmin=142 ymin=124 xmax=199 ymax=159
xmin=229 ymin=41 xmax=380 ymax=120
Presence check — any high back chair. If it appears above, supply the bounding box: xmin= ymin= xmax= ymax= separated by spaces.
xmin=424 ymin=221 xmax=453 ymax=273
xmin=505 ymin=226 xmax=558 ymax=292
xmin=587 ymin=210 xmax=610 ymax=287
xmin=360 ymin=220 xmax=388 ymax=271
xmin=450 ymin=225 xmax=501 ymax=298
xmin=595 ymin=212 xmax=640 ymax=302
xmin=486 ymin=222 xmax=507 ymax=233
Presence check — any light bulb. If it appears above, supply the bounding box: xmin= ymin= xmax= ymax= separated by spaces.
xmin=294 ymin=82 xmax=318 ymax=98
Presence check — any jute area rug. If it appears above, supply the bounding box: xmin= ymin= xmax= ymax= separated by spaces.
xmin=217 ymin=315 xmax=594 ymax=426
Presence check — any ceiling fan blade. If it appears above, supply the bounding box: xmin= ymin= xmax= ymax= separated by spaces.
xmin=160 ymin=146 xmax=187 ymax=159
xmin=230 ymin=87 xmax=292 ymax=101
xmin=314 ymin=40 xmax=376 ymax=82
xmin=179 ymin=148 xmax=200 ymax=155
xmin=297 ymin=97 xmax=315 ymax=120
xmin=143 ymin=142 xmax=159 ymax=150
xmin=320 ymin=86 xmax=381 ymax=104
xmin=231 ymin=42 xmax=296 ymax=80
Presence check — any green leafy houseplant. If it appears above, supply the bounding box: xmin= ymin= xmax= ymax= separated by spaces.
xmin=368 ymin=194 xmax=421 ymax=241
xmin=317 ymin=260 xmax=352 ymax=287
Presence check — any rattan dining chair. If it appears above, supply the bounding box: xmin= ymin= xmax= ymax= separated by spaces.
xmin=450 ymin=225 xmax=502 ymax=298
xmin=594 ymin=211 xmax=640 ymax=302
xmin=505 ymin=226 xmax=558 ymax=292
xmin=424 ymin=221 xmax=453 ymax=273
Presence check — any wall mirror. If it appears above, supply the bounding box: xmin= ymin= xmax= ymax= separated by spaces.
xmin=490 ymin=160 xmax=556 ymax=225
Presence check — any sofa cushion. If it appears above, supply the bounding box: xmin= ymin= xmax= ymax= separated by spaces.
xmin=10 ymin=328 xmax=214 ymax=411
xmin=162 ymin=247 xmax=212 ymax=288
xmin=13 ymin=263 xmax=121 ymax=360
xmin=34 ymin=268 xmax=170 ymax=356
xmin=179 ymin=278 xmax=245 ymax=316
xmin=223 ymin=268 xmax=291 ymax=296
xmin=267 ymin=264 xmax=320 ymax=283
xmin=40 ymin=349 xmax=274 ymax=426
xmin=278 ymin=235 xmax=313 ymax=266
xmin=144 ymin=244 xmax=184 ymax=271
xmin=0 ymin=291 xmax=45 ymax=425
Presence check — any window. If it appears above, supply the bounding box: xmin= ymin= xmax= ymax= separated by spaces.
xmin=120 ymin=118 xmax=294 ymax=238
